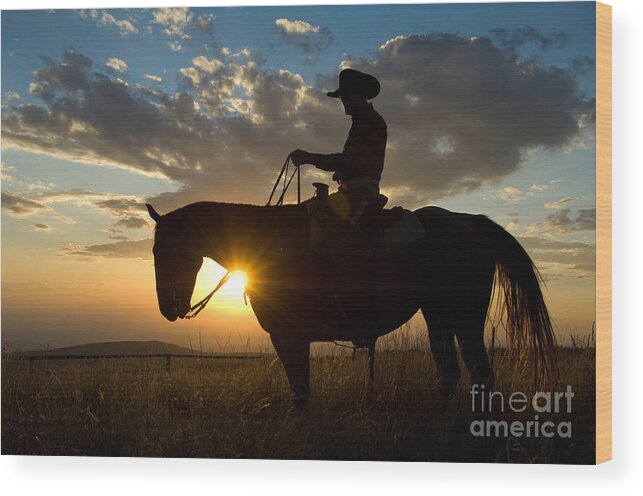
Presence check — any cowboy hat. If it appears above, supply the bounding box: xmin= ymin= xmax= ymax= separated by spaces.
xmin=327 ymin=68 xmax=380 ymax=100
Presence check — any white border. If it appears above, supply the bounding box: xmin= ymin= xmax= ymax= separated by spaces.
xmin=2 ymin=0 xmax=642 ymax=494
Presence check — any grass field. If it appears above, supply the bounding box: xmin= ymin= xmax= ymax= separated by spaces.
xmin=1 ymin=327 xmax=596 ymax=463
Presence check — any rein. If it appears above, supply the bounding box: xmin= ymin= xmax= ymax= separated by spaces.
xmin=267 ymin=153 xmax=301 ymax=206
xmin=185 ymin=270 xmax=232 ymax=319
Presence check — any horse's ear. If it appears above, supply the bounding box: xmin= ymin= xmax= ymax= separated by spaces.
xmin=146 ymin=204 xmax=162 ymax=223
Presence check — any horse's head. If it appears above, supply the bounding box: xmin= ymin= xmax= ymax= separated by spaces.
xmin=147 ymin=204 xmax=203 ymax=321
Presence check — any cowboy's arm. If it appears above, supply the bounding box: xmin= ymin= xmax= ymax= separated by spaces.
xmin=291 ymin=124 xmax=358 ymax=171
xmin=302 ymin=152 xmax=346 ymax=172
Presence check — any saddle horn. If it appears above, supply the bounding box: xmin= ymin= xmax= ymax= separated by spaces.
xmin=146 ymin=203 xmax=162 ymax=223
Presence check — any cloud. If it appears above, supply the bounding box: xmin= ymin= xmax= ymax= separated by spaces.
xmin=52 ymin=215 xmax=76 ymax=224
xmin=340 ymin=33 xmax=593 ymax=200
xmin=518 ymin=236 xmax=595 ymax=280
xmin=1 ymin=161 xmax=15 ymax=182
xmin=152 ymin=7 xmax=213 ymax=40
xmin=105 ymin=57 xmax=128 ymax=73
xmin=530 ymin=184 xmax=549 ymax=193
xmin=60 ymin=238 xmax=152 ymax=259
xmin=574 ymin=208 xmax=596 ymax=230
xmin=544 ymin=197 xmax=576 ymax=209
xmin=93 ymin=197 xmax=146 ymax=216
xmin=275 ymin=18 xmax=320 ymax=35
xmin=499 ymin=186 xmax=524 ymax=203
xmin=30 ymin=223 xmax=52 ymax=231
xmin=569 ymin=56 xmax=595 ymax=75
xmin=524 ymin=208 xmax=596 ymax=238
xmin=1 ymin=192 xmax=50 ymax=216
xmin=3 ymin=51 xmax=218 ymax=180
xmin=195 ymin=13 xmax=214 ymax=36
xmin=99 ymin=11 xmax=137 ymax=35
xmin=79 ymin=9 xmax=138 ymax=36
xmin=153 ymin=8 xmax=190 ymax=27
xmin=153 ymin=7 xmax=192 ymax=39
xmin=114 ymin=216 xmax=149 ymax=229
xmin=4 ymin=91 xmax=20 ymax=100
xmin=3 ymin=33 xmax=593 ymax=213
xmin=275 ymin=18 xmax=333 ymax=57
xmin=192 ymin=56 xmax=224 ymax=74
xmin=87 ymin=196 xmax=149 ymax=229
xmin=144 ymin=73 xmax=162 ymax=83
xmin=4 ymin=187 xmax=149 ymax=231
xmin=167 ymin=41 xmax=183 ymax=52
xmin=491 ymin=27 xmax=567 ymax=54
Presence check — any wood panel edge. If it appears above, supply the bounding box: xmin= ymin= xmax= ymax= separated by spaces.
xmin=595 ymin=1 xmax=612 ymax=465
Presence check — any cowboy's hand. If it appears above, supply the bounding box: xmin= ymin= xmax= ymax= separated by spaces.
xmin=290 ymin=149 xmax=310 ymax=167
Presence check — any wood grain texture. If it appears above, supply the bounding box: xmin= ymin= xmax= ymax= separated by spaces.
xmin=595 ymin=1 xmax=612 ymax=464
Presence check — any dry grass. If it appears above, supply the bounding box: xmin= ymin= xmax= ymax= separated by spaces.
xmin=1 ymin=325 xmax=596 ymax=463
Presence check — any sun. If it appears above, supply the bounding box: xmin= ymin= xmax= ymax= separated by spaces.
xmin=227 ymin=270 xmax=248 ymax=294
xmin=194 ymin=259 xmax=249 ymax=304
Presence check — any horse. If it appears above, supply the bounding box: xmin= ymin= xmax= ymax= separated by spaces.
xmin=146 ymin=200 xmax=557 ymax=408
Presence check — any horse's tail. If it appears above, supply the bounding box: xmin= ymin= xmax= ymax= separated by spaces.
xmin=480 ymin=217 xmax=559 ymax=386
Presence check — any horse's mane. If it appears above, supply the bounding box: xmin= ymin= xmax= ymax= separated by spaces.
xmin=165 ymin=201 xmax=302 ymax=219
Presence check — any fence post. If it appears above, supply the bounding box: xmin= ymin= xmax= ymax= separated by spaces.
xmin=165 ymin=355 xmax=171 ymax=372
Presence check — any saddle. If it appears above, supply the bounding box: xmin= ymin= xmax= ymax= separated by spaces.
xmin=307 ymin=183 xmax=424 ymax=254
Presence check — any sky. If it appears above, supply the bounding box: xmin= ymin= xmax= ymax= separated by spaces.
xmin=1 ymin=3 xmax=597 ymax=351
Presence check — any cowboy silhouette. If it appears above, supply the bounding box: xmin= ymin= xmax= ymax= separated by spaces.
xmin=291 ymin=68 xmax=387 ymax=226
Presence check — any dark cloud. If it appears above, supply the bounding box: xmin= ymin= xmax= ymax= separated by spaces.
xmin=518 ymin=236 xmax=595 ymax=279
xmin=194 ymin=13 xmax=214 ymax=36
xmin=491 ymin=27 xmax=567 ymax=54
xmin=569 ymin=56 xmax=595 ymax=75
xmin=574 ymin=208 xmax=596 ymax=230
xmin=4 ymin=187 xmax=149 ymax=232
xmin=3 ymin=34 xmax=593 ymax=212
xmin=3 ymin=50 xmax=219 ymax=180
xmin=60 ymin=238 xmax=152 ymax=259
xmin=525 ymin=207 xmax=596 ymax=237
xmin=1 ymin=192 xmax=49 ymax=216
xmin=275 ymin=18 xmax=333 ymax=58
xmin=344 ymin=33 xmax=593 ymax=202
xmin=93 ymin=198 xmax=148 ymax=229
xmin=94 ymin=198 xmax=146 ymax=216
xmin=114 ymin=216 xmax=149 ymax=229
xmin=30 ymin=223 xmax=52 ymax=231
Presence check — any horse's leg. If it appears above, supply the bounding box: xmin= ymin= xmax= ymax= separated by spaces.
xmin=270 ymin=334 xmax=311 ymax=410
xmin=455 ymin=275 xmax=496 ymax=395
xmin=458 ymin=332 xmax=494 ymax=388
xmin=422 ymin=309 xmax=460 ymax=398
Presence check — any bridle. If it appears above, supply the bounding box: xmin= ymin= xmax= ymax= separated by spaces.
xmin=184 ymin=153 xmax=302 ymax=319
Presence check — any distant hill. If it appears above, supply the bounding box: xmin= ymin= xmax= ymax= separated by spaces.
xmin=18 ymin=341 xmax=213 ymax=357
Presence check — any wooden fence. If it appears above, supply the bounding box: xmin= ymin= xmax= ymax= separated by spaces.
xmin=9 ymin=353 xmax=267 ymax=372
